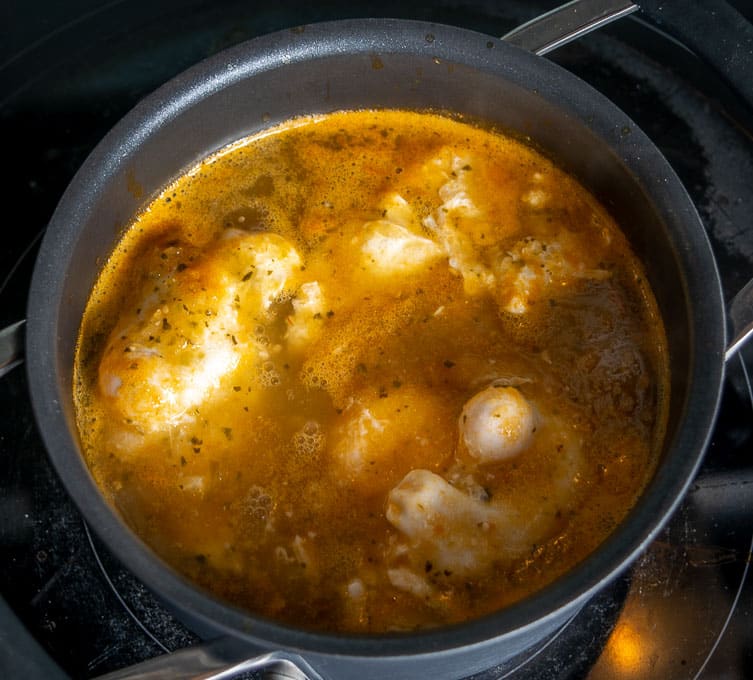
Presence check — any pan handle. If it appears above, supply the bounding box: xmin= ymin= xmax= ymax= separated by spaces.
xmin=94 ymin=636 xmax=323 ymax=680
xmin=500 ymin=0 xmax=639 ymax=55
xmin=726 ymin=278 xmax=753 ymax=363
xmin=0 ymin=320 xmax=25 ymax=379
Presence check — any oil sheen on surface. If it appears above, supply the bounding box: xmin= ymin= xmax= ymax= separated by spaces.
xmin=74 ymin=110 xmax=669 ymax=633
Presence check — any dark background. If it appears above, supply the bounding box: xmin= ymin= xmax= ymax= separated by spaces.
xmin=2 ymin=2 xmax=753 ymax=679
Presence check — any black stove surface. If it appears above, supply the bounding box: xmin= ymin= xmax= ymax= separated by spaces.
xmin=2 ymin=2 xmax=753 ymax=679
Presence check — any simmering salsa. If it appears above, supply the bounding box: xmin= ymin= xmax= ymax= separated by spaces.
xmin=74 ymin=110 xmax=669 ymax=632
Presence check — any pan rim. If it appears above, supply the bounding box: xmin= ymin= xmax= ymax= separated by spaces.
xmin=25 ymin=17 xmax=725 ymax=662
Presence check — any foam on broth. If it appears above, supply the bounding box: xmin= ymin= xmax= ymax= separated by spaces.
xmin=74 ymin=109 xmax=669 ymax=633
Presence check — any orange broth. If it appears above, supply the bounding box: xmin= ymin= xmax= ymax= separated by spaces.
xmin=73 ymin=109 xmax=669 ymax=632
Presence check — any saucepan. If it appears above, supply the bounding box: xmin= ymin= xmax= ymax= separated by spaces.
xmin=2 ymin=1 xmax=753 ymax=678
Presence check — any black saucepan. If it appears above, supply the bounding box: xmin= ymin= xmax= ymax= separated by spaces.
xmin=5 ymin=9 xmax=752 ymax=680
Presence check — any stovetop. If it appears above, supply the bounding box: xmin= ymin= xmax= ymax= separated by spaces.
xmin=2 ymin=1 xmax=753 ymax=678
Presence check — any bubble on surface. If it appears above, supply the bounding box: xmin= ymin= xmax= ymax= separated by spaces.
xmin=245 ymin=485 xmax=272 ymax=520
xmin=293 ymin=420 xmax=325 ymax=459
xmin=258 ymin=360 xmax=280 ymax=386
